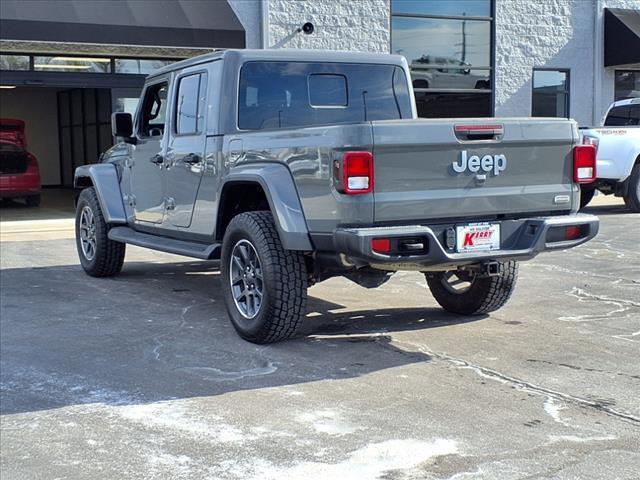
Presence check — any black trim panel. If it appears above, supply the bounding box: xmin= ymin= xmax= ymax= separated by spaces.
xmin=0 ymin=19 xmax=245 ymax=49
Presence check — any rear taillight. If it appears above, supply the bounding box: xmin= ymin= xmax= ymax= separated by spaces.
xmin=342 ymin=151 xmax=373 ymax=194
xmin=582 ymin=135 xmax=599 ymax=153
xmin=371 ymin=238 xmax=391 ymax=254
xmin=573 ymin=145 xmax=596 ymax=184
xmin=565 ymin=225 xmax=583 ymax=240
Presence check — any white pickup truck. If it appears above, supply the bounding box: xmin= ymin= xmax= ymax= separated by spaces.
xmin=579 ymin=98 xmax=640 ymax=211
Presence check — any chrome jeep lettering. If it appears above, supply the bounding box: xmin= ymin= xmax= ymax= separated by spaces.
xmin=453 ymin=151 xmax=507 ymax=176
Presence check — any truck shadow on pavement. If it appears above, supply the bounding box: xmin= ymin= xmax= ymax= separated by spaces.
xmin=0 ymin=260 xmax=484 ymax=416
xmin=581 ymin=204 xmax=633 ymax=216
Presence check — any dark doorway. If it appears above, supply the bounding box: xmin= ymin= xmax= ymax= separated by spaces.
xmin=57 ymin=89 xmax=112 ymax=186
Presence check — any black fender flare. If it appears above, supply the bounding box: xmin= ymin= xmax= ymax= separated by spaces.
xmin=219 ymin=163 xmax=313 ymax=251
xmin=74 ymin=164 xmax=127 ymax=224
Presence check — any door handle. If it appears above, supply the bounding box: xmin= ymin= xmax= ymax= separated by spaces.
xmin=183 ymin=153 xmax=201 ymax=165
xmin=150 ymin=154 xmax=164 ymax=165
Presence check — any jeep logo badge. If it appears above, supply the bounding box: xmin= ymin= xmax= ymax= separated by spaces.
xmin=452 ymin=151 xmax=507 ymax=176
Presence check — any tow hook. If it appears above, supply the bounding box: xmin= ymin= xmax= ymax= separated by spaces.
xmin=481 ymin=261 xmax=500 ymax=277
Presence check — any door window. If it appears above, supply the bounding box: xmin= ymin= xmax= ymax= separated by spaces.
xmin=175 ymin=73 xmax=208 ymax=135
xmin=139 ymin=82 xmax=168 ymax=137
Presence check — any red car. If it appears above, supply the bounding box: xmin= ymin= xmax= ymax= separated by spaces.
xmin=0 ymin=118 xmax=41 ymax=206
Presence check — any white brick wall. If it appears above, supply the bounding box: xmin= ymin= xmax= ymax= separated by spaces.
xmin=494 ymin=0 xmax=595 ymax=125
xmin=495 ymin=0 xmax=639 ymax=125
xmin=267 ymin=0 xmax=390 ymax=52
xmin=241 ymin=0 xmax=638 ymax=124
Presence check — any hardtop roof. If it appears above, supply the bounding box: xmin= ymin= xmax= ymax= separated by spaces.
xmin=148 ymin=49 xmax=408 ymax=79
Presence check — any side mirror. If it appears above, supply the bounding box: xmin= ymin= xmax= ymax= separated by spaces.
xmin=111 ymin=112 xmax=133 ymax=139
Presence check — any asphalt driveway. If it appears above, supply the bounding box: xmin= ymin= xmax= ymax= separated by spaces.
xmin=1 ymin=201 xmax=638 ymax=479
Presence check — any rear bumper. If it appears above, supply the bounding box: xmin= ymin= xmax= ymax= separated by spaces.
xmin=0 ymin=174 xmax=41 ymax=197
xmin=334 ymin=214 xmax=599 ymax=271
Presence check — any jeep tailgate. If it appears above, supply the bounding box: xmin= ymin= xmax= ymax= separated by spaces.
xmin=371 ymin=118 xmax=577 ymax=222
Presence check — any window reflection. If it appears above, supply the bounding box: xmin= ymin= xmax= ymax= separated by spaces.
xmin=532 ymin=70 xmax=569 ymax=118
xmin=0 ymin=55 xmax=29 ymax=71
xmin=614 ymin=70 xmax=640 ymax=101
xmin=33 ymin=56 xmax=111 ymax=73
xmin=115 ymin=59 xmax=174 ymax=75
xmin=411 ymin=68 xmax=490 ymax=90
xmin=391 ymin=0 xmax=493 ymax=118
xmin=392 ymin=0 xmax=491 ymax=17
xmin=393 ymin=17 xmax=491 ymax=69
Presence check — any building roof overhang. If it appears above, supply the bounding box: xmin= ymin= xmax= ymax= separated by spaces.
xmin=0 ymin=0 xmax=245 ymax=50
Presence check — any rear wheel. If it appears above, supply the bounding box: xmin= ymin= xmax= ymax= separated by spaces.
xmin=220 ymin=211 xmax=307 ymax=343
xmin=25 ymin=194 xmax=40 ymax=207
xmin=623 ymin=163 xmax=640 ymax=213
xmin=579 ymin=187 xmax=595 ymax=209
xmin=426 ymin=261 xmax=518 ymax=315
xmin=75 ymin=187 xmax=125 ymax=277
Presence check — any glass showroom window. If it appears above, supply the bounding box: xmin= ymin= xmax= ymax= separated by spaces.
xmin=614 ymin=70 xmax=640 ymax=101
xmin=33 ymin=56 xmax=111 ymax=73
xmin=0 ymin=54 xmax=30 ymax=70
xmin=391 ymin=0 xmax=493 ymax=118
xmin=532 ymin=69 xmax=570 ymax=118
xmin=115 ymin=59 xmax=175 ymax=75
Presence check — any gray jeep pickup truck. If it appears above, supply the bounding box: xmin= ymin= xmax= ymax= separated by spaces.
xmin=74 ymin=49 xmax=599 ymax=343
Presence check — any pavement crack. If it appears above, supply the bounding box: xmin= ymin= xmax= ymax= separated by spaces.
xmin=395 ymin=340 xmax=640 ymax=426
xmin=150 ymin=299 xmax=215 ymax=361
xmin=531 ymin=263 xmax=640 ymax=285
xmin=558 ymin=287 xmax=639 ymax=322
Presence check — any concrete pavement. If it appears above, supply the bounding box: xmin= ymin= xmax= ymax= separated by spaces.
xmin=1 ymin=201 xmax=638 ymax=479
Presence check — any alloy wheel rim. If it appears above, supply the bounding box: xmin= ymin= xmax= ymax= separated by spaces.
xmin=229 ymin=239 xmax=264 ymax=319
xmin=79 ymin=205 xmax=97 ymax=261
xmin=441 ymin=270 xmax=475 ymax=294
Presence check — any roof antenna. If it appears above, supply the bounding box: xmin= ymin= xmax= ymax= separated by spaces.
xmin=362 ymin=90 xmax=368 ymax=121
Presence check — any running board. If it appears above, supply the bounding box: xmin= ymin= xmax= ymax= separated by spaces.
xmin=108 ymin=226 xmax=220 ymax=260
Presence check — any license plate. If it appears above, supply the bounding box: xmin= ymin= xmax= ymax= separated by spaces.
xmin=456 ymin=223 xmax=500 ymax=253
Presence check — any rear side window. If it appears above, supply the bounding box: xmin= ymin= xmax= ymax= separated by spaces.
xmin=175 ymin=73 xmax=208 ymax=134
xmin=238 ymin=62 xmax=412 ymax=130
xmin=604 ymin=105 xmax=634 ymax=126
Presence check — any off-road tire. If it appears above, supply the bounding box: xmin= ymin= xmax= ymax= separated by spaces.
xmin=579 ymin=187 xmax=595 ymax=209
xmin=75 ymin=187 xmax=125 ymax=277
xmin=623 ymin=163 xmax=640 ymax=213
xmin=25 ymin=194 xmax=41 ymax=207
xmin=426 ymin=261 xmax=519 ymax=315
xmin=220 ymin=211 xmax=307 ymax=343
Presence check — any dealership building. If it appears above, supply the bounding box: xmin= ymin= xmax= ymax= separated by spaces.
xmin=1 ymin=0 xmax=638 ymax=187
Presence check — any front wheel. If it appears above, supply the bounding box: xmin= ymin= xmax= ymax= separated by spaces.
xmin=220 ymin=211 xmax=308 ymax=344
xmin=623 ymin=163 xmax=640 ymax=213
xmin=75 ymin=187 xmax=125 ymax=277
xmin=426 ymin=261 xmax=518 ymax=315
